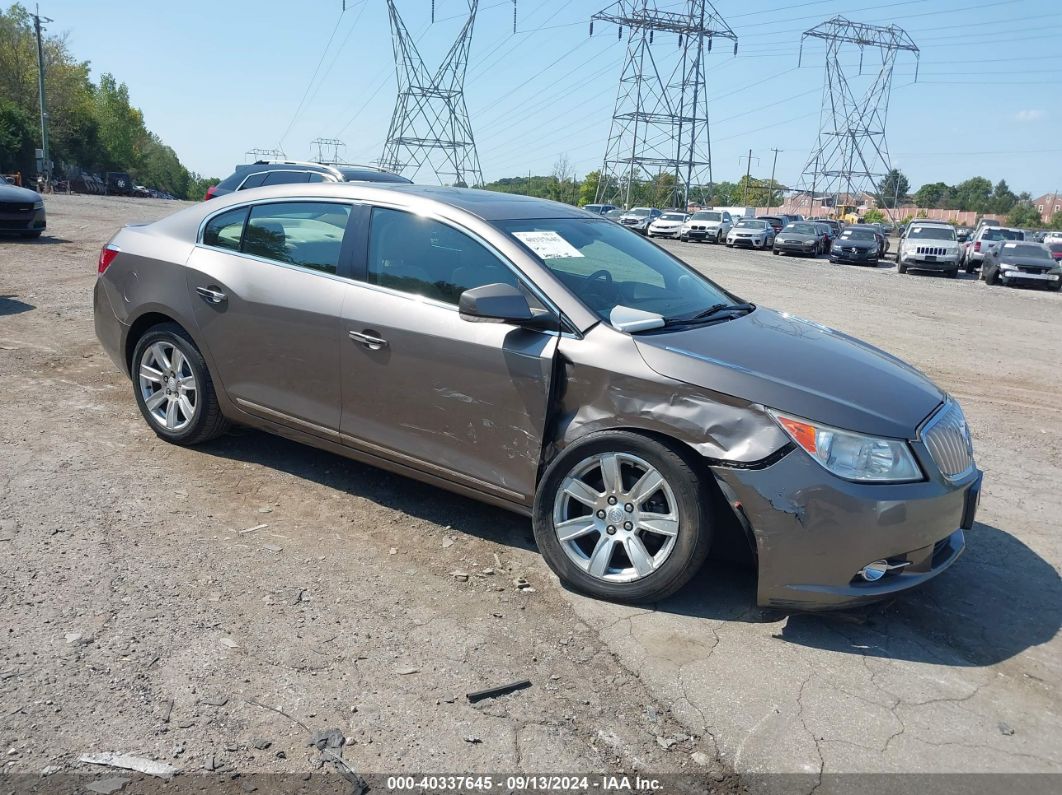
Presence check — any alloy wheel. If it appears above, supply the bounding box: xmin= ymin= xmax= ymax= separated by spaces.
xmin=552 ymin=452 xmax=679 ymax=583
xmin=138 ymin=341 xmax=198 ymax=432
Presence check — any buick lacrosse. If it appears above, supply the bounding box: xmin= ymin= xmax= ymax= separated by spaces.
xmin=94 ymin=184 xmax=980 ymax=608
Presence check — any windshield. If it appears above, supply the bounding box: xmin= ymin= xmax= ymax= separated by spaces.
xmin=1004 ymin=244 xmax=1051 ymax=260
xmin=736 ymin=220 xmax=764 ymax=229
xmin=660 ymin=213 xmax=686 ymax=222
xmin=626 ymin=208 xmax=651 ymax=217
xmin=840 ymin=229 xmax=876 ymax=241
xmin=783 ymin=223 xmax=817 ymax=235
xmin=908 ymin=226 xmax=956 ymax=241
xmin=499 ymin=218 xmax=736 ymax=325
xmin=690 ymin=212 xmax=721 ymax=221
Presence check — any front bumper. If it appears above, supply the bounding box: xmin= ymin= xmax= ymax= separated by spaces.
xmin=775 ymin=241 xmax=816 ymax=254
xmin=830 ymin=249 xmax=876 ymax=263
xmin=649 ymin=227 xmax=681 ymax=238
xmin=0 ymin=206 xmax=46 ymax=234
xmin=713 ymin=449 xmax=979 ymax=610
xmin=729 ymin=236 xmax=768 ymax=248
xmin=902 ymin=256 xmax=959 ymax=272
xmin=999 ymin=269 xmax=1061 ymax=284
xmin=685 ymin=227 xmax=723 ymax=241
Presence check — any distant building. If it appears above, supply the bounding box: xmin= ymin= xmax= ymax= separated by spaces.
xmin=1032 ymin=193 xmax=1060 ymax=223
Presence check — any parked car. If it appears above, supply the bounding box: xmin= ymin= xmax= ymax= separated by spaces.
xmin=583 ymin=203 xmax=619 ymax=216
xmin=897 ymin=221 xmax=962 ymax=277
xmin=1042 ymin=231 xmax=1062 ymax=245
xmin=829 ymin=227 xmax=880 ymax=266
xmin=0 ymin=182 xmax=46 ymax=238
xmin=205 ymin=160 xmax=411 ymax=200
xmin=603 ymin=208 xmax=625 ymax=222
xmin=757 ymin=215 xmax=785 ymax=235
xmin=94 ymin=183 xmax=979 ymax=608
xmin=1048 ymin=242 xmax=1062 ymax=264
xmin=106 ymin=172 xmax=135 ymax=196
xmin=725 ymin=218 xmax=775 ymax=250
xmin=618 ymin=206 xmax=663 ymax=235
xmin=782 ymin=213 xmax=805 ymax=224
xmin=647 ymin=211 xmax=688 ymax=238
xmin=963 ymin=226 xmax=1025 ymax=273
xmin=679 ymin=210 xmax=732 ymax=243
xmin=982 ymin=242 xmax=1061 ymax=290
xmin=846 ymin=224 xmax=889 ymax=258
xmin=773 ymin=222 xmax=823 ymax=257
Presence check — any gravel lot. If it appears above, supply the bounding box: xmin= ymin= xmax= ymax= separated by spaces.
xmin=1 ymin=195 xmax=1059 ymax=793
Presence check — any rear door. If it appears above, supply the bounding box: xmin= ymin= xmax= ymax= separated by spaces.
xmin=185 ymin=200 xmax=358 ymax=435
xmin=337 ymin=206 xmax=557 ymax=502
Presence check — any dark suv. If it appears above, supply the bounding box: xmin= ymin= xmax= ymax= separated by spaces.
xmin=204 ymin=161 xmax=411 ymax=200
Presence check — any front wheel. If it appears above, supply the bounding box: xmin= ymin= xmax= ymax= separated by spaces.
xmin=898 ymin=261 xmax=908 ymax=274
xmin=985 ymin=266 xmax=999 ymax=285
xmin=533 ymin=432 xmax=713 ymax=604
xmin=131 ymin=323 xmax=229 ymax=445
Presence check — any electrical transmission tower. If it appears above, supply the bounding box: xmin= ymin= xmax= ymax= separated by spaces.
xmin=592 ymin=1 xmax=736 ymax=209
xmin=311 ymin=138 xmax=346 ymax=164
xmin=795 ymin=17 xmax=918 ymax=218
xmin=380 ymin=1 xmax=483 ymax=187
xmin=246 ymin=148 xmax=286 ymax=162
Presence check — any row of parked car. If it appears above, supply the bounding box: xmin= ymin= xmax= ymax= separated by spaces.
xmin=583 ymin=203 xmax=1061 ymax=291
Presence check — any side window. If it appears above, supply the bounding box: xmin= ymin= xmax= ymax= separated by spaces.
xmin=306 ymin=173 xmax=328 ymax=183
xmin=367 ymin=207 xmax=519 ymax=305
xmin=202 ymin=207 xmax=248 ymax=251
xmin=239 ymin=172 xmax=268 ymax=190
xmin=262 ymin=171 xmax=311 ymax=186
xmin=243 ymin=202 xmax=350 ymax=274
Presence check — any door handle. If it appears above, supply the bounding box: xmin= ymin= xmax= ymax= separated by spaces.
xmin=195 ymin=286 xmax=227 ymax=304
xmin=348 ymin=329 xmax=388 ymax=350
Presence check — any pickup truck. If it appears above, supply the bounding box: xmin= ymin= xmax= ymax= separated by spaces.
xmin=963 ymin=226 xmax=1025 ymax=273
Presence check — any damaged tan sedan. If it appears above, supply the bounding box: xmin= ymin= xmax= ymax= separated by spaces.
xmin=94 ymin=184 xmax=981 ymax=608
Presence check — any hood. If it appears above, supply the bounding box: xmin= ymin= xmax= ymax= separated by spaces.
xmin=652 ymin=219 xmax=682 ymax=227
xmin=1000 ymin=255 xmax=1058 ymax=268
xmin=835 ymin=238 xmax=877 ymax=249
xmin=633 ymin=308 xmax=943 ymax=439
xmin=779 ymin=232 xmax=816 ymax=241
xmin=0 ymin=184 xmax=42 ymax=203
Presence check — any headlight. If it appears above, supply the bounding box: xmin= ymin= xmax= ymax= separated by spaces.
xmin=769 ymin=410 xmax=922 ymax=482
xmin=999 ymin=262 xmax=1018 ymax=270
xmin=33 ymin=200 xmax=44 ymax=210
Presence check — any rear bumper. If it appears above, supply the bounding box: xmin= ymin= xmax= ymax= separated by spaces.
xmin=713 ymin=450 xmax=979 ymax=610
xmin=93 ymin=279 xmax=129 ymax=375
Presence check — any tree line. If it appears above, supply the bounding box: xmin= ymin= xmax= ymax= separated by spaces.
xmin=0 ymin=4 xmax=215 ymax=199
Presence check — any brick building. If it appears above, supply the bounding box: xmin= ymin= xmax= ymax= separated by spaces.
xmin=1032 ymin=193 xmax=1061 ymax=224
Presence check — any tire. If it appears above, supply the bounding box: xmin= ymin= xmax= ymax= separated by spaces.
xmin=898 ymin=262 xmax=908 ymax=274
xmin=532 ymin=431 xmax=713 ymax=604
xmin=716 ymin=231 xmax=725 ymax=244
xmin=964 ymin=258 xmax=974 ymax=274
xmin=1048 ymin=280 xmax=1061 ymax=292
xmin=131 ymin=322 xmax=229 ymax=445
xmin=21 ymin=230 xmax=42 ymax=239
xmin=772 ymin=248 xmax=780 ymax=256
xmin=946 ymin=267 xmax=958 ymax=279
xmin=985 ymin=266 xmax=998 ymax=285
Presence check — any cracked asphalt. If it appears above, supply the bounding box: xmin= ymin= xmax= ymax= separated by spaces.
xmin=2 ymin=197 xmax=1060 ymax=794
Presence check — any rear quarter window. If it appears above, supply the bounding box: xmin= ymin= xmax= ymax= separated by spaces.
xmin=202 ymin=207 xmax=248 ymax=251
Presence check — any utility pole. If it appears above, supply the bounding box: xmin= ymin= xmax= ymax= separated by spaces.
xmin=32 ymin=4 xmax=53 ymax=188
xmin=766 ymin=148 xmax=781 ymax=213
xmin=739 ymin=149 xmax=757 ymax=205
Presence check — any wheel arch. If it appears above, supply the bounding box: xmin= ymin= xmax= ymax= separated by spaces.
xmin=124 ymin=311 xmax=203 ymax=374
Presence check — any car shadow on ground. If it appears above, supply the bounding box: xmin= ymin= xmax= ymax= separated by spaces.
xmin=0 ymin=235 xmax=72 ymax=245
xmin=197 ymin=430 xmax=1058 ymax=667
xmin=658 ymin=520 xmax=1060 ymax=666
xmin=0 ymin=295 xmax=35 ymax=316
xmin=199 ymin=427 xmax=537 ymax=551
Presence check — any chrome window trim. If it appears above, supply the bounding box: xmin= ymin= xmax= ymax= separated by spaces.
xmin=235 ymin=169 xmax=340 ymax=191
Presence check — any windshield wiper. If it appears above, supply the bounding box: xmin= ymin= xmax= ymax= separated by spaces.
xmin=661 ymin=302 xmax=756 ymax=328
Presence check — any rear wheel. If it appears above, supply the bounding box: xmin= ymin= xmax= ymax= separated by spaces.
xmin=533 ymin=432 xmax=713 ymax=604
xmin=131 ymin=323 xmax=229 ymax=445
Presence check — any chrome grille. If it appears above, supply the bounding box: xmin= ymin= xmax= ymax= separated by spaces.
xmin=915 ymin=246 xmax=948 ymax=256
xmin=921 ymin=402 xmax=975 ymax=480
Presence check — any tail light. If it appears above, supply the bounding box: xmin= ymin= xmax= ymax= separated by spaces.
xmin=204 ymin=185 xmax=217 ymax=201
xmin=974 ymin=241 xmax=981 ymax=252
xmin=98 ymin=243 xmax=120 ymax=274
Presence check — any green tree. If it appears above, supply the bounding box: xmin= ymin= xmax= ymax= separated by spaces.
xmin=989 ymin=179 xmax=1017 ymax=215
xmin=877 ymin=168 xmax=909 ymax=208
xmin=578 ymin=170 xmax=600 ymax=206
xmin=1049 ymin=210 xmax=1062 ymax=230
xmin=951 ymin=177 xmax=993 ymax=212
xmin=1006 ymin=202 xmax=1043 ymax=228
xmin=0 ymin=97 xmax=35 ymax=175
xmin=913 ymin=182 xmax=951 ymax=209
xmin=863 ymin=208 xmax=886 ymax=224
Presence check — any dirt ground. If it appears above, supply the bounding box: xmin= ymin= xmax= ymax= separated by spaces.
xmin=1 ymin=195 xmax=1060 ymax=794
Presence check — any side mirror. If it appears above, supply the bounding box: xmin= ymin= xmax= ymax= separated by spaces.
xmin=459 ymin=282 xmax=534 ymax=323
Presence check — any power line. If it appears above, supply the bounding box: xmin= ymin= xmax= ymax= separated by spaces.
xmin=277 ymin=7 xmax=348 ymax=149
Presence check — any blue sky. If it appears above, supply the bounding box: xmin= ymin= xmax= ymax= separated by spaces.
xmin=43 ymin=0 xmax=1062 ymax=196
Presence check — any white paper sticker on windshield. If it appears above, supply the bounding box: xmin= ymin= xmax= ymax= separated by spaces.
xmin=913 ymin=227 xmax=923 ymax=233
xmin=513 ymin=230 xmax=584 ymax=259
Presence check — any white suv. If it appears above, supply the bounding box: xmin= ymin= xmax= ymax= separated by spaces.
xmin=898 ymin=221 xmax=962 ymax=278
xmin=679 ymin=210 xmax=732 ymax=243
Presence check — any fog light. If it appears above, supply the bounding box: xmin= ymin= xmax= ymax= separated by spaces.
xmin=858 ymin=560 xmax=911 ymax=582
